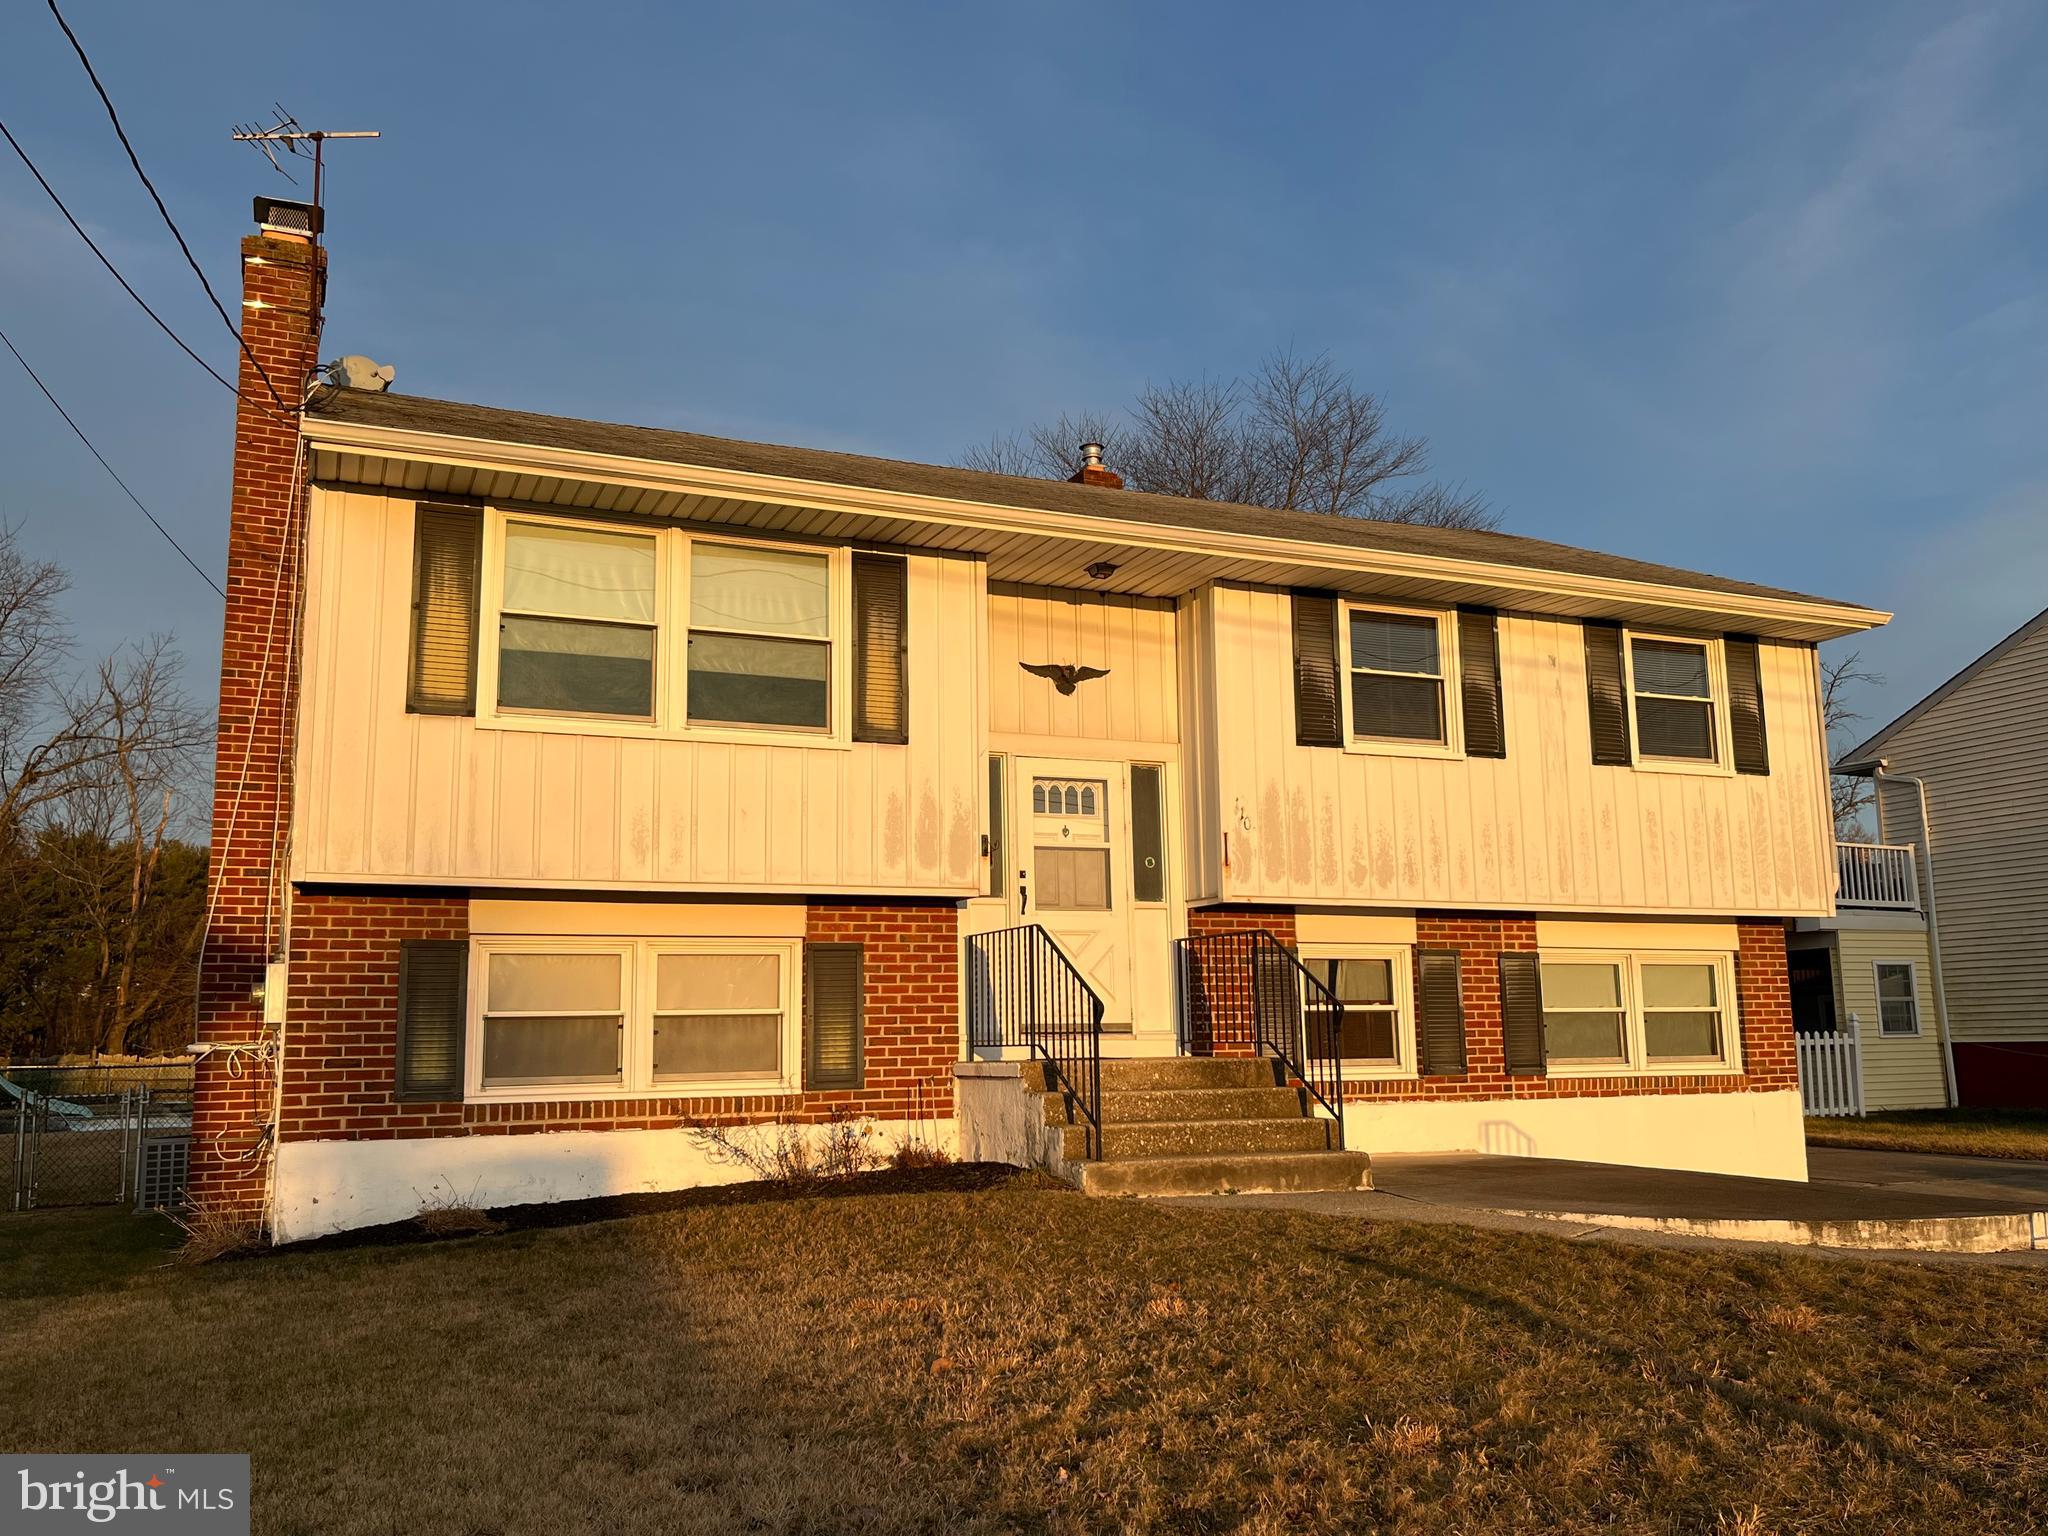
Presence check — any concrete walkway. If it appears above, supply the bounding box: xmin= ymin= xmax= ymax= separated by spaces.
xmin=1174 ymin=1147 xmax=2048 ymax=1259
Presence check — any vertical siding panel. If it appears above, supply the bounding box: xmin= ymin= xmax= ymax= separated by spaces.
xmin=617 ymin=737 xmax=657 ymax=883
xmin=730 ymin=745 xmax=770 ymax=884
xmin=804 ymin=749 xmax=840 ymax=887
xmin=766 ymin=747 xmax=806 ymax=884
xmin=575 ymin=738 xmax=619 ymax=883
xmin=365 ymin=494 xmax=416 ymax=875
xmin=842 ymin=737 xmax=874 ymax=887
xmin=695 ymin=744 xmax=733 ymax=883
xmin=495 ymin=733 xmax=539 ymax=880
xmin=535 ymin=735 xmax=580 ymax=879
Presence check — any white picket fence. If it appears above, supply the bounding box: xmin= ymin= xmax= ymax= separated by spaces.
xmin=1797 ymin=1014 xmax=1865 ymax=1118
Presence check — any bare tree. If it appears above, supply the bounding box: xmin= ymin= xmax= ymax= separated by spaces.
xmin=962 ymin=348 xmax=1499 ymax=530
xmin=1821 ymin=649 xmax=1885 ymax=840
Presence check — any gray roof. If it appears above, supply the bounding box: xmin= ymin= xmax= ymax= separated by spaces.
xmin=308 ymin=388 xmax=1876 ymax=614
xmin=1838 ymin=604 xmax=2048 ymax=771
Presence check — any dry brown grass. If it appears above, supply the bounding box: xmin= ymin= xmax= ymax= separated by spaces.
xmin=165 ymin=1194 xmax=262 ymax=1265
xmin=1806 ymin=1110 xmax=2048 ymax=1161
xmin=5 ymin=1182 xmax=2048 ymax=1533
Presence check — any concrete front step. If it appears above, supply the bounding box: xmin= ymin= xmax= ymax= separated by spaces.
xmin=1064 ymin=1115 xmax=1338 ymax=1162
xmin=1096 ymin=1057 xmax=1282 ymax=1092
xmin=1071 ymin=1086 xmax=1309 ymax=1125
xmin=1078 ymin=1149 xmax=1374 ymax=1198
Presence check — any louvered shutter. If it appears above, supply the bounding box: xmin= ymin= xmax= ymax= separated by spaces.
xmin=1726 ymin=635 xmax=1771 ymax=775
xmin=396 ymin=940 xmax=467 ymax=1100
xmin=806 ymin=943 xmax=864 ymax=1090
xmin=851 ymin=553 xmax=908 ymax=744
xmin=1499 ymin=951 xmax=1547 ymax=1075
xmin=1416 ymin=949 xmax=1467 ymax=1076
xmin=1457 ymin=607 xmax=1506 ymax=758
xmin=1292 ymin=591 xmax=1343 ymax=747
xmin=408 ymin=507 xmax=482 ymax=715
xmin=1582 ymin=621 xmax=1632 ymax=765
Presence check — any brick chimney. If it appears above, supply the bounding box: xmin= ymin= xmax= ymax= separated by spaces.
xmin=189 ymin=198 xmax=326 ymax=1225
xmin=1068 ymin=440 xmax=1124 ymax=490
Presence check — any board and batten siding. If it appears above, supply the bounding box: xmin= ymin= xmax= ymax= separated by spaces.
xmin=294 ymin=488 xmax=986 ymax=894
xmin=985 ymin=582 xmax=1178 ymax=746
xmin=1196 ymin=584 xmax=1834 ymax=916
xmin=1874 ymin=618 xmax=2048 ymax=1044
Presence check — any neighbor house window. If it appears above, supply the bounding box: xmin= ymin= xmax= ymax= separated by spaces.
xmin=1875 ymin=962 xmax=1920 ymax=1036
xmin=1629 ymin=636 xmax=1717 ymax=762
xmin=480 ymin=950 xmax=626 ymax=1089
xmin=1301 ymin=946 xmax=1414 ymax=1075
xmin=471 ymin=939 xmax=800 ymax=1099
xmin=1347 ymin=608 xmax=1451 ymax=745
xmin=1538 ymin=951 xmax=1741 ymax=1074
xmin=687 ymin=543 xmax=831 ymax=729
xmin=497 ymin=521 xmax=658 ymax=718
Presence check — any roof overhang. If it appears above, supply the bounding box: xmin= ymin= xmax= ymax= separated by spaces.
xmin=304 ymin=415 xmax=1890 ymax=643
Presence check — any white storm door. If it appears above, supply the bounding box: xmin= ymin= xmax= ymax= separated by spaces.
xmin=1014 ymin=760 xmax=1134 ymax=1028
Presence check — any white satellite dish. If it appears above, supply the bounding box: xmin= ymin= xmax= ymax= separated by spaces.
xmin=328 ymin=355 xmax=396 ymax=392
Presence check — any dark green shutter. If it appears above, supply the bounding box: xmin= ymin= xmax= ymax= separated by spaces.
xmin=985 ymin=755 xmax=1005 ymax=897
xmin=1291 ymin=591 xmax=1343 ymax=747
xmin=1726 ymin=635 xmax=1770 ymax=775
xmin=1458 ymin=607 xmax=1506 ymax=758
xmin=1583 ymin=621 xmax=1632 ymax=765
xmin=1499 ymin=951 xmax=1547 ymax=1075
xmin=851 ymin=553 xmax=908 ymax=744
xmin=408 ymin=507 xmax=482 ymax=715
xmin=1416 ymin=949 xmax=1467 ymax=1076
xmin=396 ymin=940 xmax=468 ymax=1100
xmin=806 ymin=943 xmax=864 ymax=1090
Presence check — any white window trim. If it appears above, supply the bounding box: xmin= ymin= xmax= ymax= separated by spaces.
xmin=1872 ymin=959 xmax=1922 ymax=1037
xmin=1621 ymin=628 xmax=1735 ymax=778
xmin=466 ymin=935 xmax=804 ymax=1103
xmin=1338 ymin=600 xmax=1463 ymax=760
xmin=1298 ymin=942 xmax=1418 ymax=1080
xmin=473 ymin=507 xmax=854 ymax=749
xmin=1538 ymin=948 xmax=1744 ymax=1078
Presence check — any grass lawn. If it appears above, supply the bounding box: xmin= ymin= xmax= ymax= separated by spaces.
xmin=1806 ymin=1109 xmax=2048 ymax=1161
xmin=4 ymin=1176 xmax=2047 ymax=1534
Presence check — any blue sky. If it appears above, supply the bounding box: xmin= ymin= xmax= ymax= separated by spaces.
xmin=2 ymin=2 xmax=2044 ymax=755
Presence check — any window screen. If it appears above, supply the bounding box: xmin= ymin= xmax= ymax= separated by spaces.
xmin=688 ymin=543 xmax=831 ymax=729
xmin=1350 ymin=611 xmax=1446 ymax=743
xmin=1631 ymin=638 xmax=1716 ymax=761
xmin=1308 ymin=957 xmax=1399 ymax=1064
xmin=1640 ymin=962 xmax=1722 ymax=1061
xmin=497 ymin=522 xmax=657 ymax=719
xmin=653 ymin=952 xmax=783 ymax=1080
xmin=1540 ymin=961 xmax=1627 ymax=1064
xmin=481 ymin=951 xmax=625 ymax=1088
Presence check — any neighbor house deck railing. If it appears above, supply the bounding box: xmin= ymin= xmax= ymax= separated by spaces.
xmin=1836 ymin=842 xmax=1919 ymax=910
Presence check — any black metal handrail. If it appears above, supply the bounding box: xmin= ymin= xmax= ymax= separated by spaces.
xmin=964 ymin=925 xmax=1104 ymax=1158
xmin=1175 ymin=930 xmax=1345 ymax=1145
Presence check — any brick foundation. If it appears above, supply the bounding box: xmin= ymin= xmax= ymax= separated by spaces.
xmin=270 ymin=894 xmax=958 ymax=1147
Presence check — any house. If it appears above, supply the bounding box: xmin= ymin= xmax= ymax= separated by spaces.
xmin=190 ymin=198 xmax=1888 ymax=1239
xmin=1785 ymin=840 xmax=1950 ymax=1114
xmin=1833 ymin=605 xmax=2048 ymax=1108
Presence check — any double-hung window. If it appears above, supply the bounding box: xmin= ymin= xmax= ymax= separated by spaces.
xmin=1538 ymin=951 xmax=1738 ymax=1074
xmin=1347 ymin=607 xmax=1453 ymax=748
xmin=498 ymin=521 xmax=658 ymax=719
xmin=1874 ymin=962 xmax=1920 ymax=1036
xmin=1628 ymin=636 xmax=1718 ymax=763
xmin=1301 ymin=946 xmax=1414 ymax=1076
xmin=471 ymin=938 xmax=800 ymax=1099
xmin=687 ymin=543 xmax=831 ymax=730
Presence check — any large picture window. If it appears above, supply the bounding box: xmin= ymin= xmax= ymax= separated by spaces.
xmin=497 ymin=521 xmax=657 ymax=719
xmin=469 ymin=939 xmax=800 ymax=1099
xmin=1538 ymin=950 xmax=1739 ymax=1075
xmin=687 ymin=543 xmax=832 ymax=729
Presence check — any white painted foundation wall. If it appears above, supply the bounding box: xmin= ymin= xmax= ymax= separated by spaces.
xmin=1345 ymin=1088 xmax=1808 ymax=1182
xmin=272 ymin=1116 xmax=958 ymax=1243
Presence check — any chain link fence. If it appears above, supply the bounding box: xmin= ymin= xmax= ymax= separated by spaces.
xmin=2 ymin=1062 xmax=194 ymax=1212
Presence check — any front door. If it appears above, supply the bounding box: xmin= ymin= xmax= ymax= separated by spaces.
xmin=1014 ymin=759 xmax=1134 ymax=1028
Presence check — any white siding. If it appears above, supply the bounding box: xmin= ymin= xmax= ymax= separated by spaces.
xmin=1874 ymin=622 xmax=2048 ymax=1043
xmin=294 ymin=489 xmax=985 ymax=894
xmin=1196 ymin=585 xmax=1834 ymax=916
xmin=986 ymin=583 xmax=1178 ymax=745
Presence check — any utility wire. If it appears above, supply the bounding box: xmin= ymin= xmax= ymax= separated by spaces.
xmin=0 ymin=118 xmax=284 ymax=418
xmin=0 ymin=324 xmax=227 ymax=600
xmin=44 ymin=0 xmax=292 ymax=415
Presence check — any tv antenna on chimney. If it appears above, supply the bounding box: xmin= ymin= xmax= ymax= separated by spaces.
xmin=231 ymin=106 xmax=379 ymax=238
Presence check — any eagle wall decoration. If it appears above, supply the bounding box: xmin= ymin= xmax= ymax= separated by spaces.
xmin=1021 ymin=662 xmax=1111 ymax=696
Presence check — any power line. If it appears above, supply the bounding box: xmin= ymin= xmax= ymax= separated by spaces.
xmin=0 ymin=324 xmax=227 ymax=600
xmin=0 ymin=117 xmax=282 ymax=419
xmin=44 ymin=0 xmax=292 ymax=414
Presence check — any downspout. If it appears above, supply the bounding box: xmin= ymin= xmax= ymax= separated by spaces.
xmin=1873 ymin=765 xmax=1958 ymax=1107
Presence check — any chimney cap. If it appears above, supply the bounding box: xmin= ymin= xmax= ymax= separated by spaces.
xmin=1079 ymin=441 xmax=1104 ymax=468
xmin=253 ymin=195 xmax=322 ymax=239
xmin=1068 ymin=441 xmax=1123 ymax=490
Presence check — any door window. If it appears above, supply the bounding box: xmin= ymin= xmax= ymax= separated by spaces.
xmin=1032 ymin=776 xmax=1112 ymax=912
